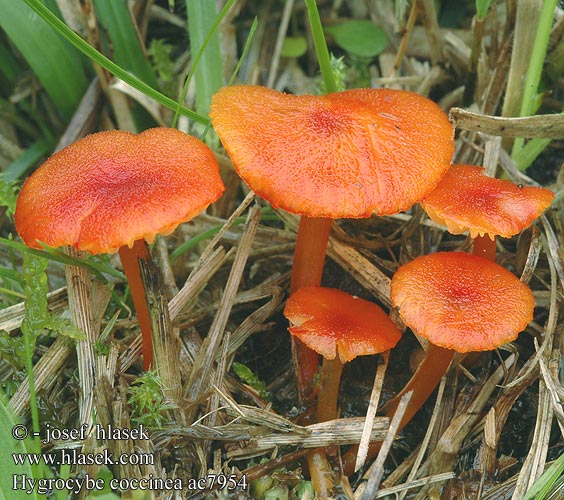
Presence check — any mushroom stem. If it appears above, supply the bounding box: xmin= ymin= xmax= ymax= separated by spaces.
xmin=341 ymin=344 xmax=455 ymax=475
xmin=317 ymin=357 xmax=344 ymax=423
xmin=119 ymin=239 xmax=154 ymax=370
xmin=473 ymin=234 xmax=497 ymax=260
xmin=290 ymin=216 xmax=333 ymax=397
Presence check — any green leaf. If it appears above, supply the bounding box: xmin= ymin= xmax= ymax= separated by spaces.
xmin=523 ymin=453 xmax=564 ymax=500
xmin=93 ymin=0 xmax=158 ymax=89
xmin=476 ymin=0 xmax=493 ymax=19
xmin=325 ymin=20 xmax=389 ymax=58
xmin=281 ymin=36 xmax=308 ymax=58
xmin=0 ymin=0 xmax=88 ymax=120
xmin=232 ymin=362 xmax=271 ymax=401
xmin=0 ymin=395 xmax=43 ymax=500
xmin=0 ymin=178 xmax=18 ymax=217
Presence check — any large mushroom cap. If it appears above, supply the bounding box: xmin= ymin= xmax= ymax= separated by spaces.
xmin=390 ymin=252 xmax=534 ymax=352
xmin=210 ymin=85 xmax=454 ymax=218
xmin=284 ymin=286 xmax=402 ymax=363
xmin=420 ymin=164 xmax=554 ymax=239
xmin=15 ymin=128 xmax=225 ymax=254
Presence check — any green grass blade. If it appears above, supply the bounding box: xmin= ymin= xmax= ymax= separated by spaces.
xmin=523 ymin=453 xmax=564 ymax=500
xmin=0 ymin=38 xmax=22 ymax=86
xmin=2 ymin=139 xmax=51 ymax=183
xmin=304 ymin=0 xmax=338 ymax=93
xmin=0 ymin=0 xmax=89 ymax=120
xmin=511 ymin=0 xmax=558 ymax=166
xmin=185 ymin=0 xmax=225 ymax=115
xmin=21 ymin=0 xmax=209 ymax=126
xmin=0 ymin=237 xmax=123 ymax=281
xmin=228 ymin=17 xmax=258 ymax=86
xmin=0 ymin=394 xmax=43 ymax=500
xmin=93 ymin=0 xmax=158 ymax=88
xmin=174 ymin=0 xmax=236 ymax=128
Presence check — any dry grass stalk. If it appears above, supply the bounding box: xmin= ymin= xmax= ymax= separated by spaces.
xmin=395 ymin=378 xmax=448 ymax=500
xmin=9 ymin=335 xmax=73 ymax=416
xmin=186 ymin=204 xmax=262 ymax=406
xmin=450 ymin=107 xmax=564 ymax=138
xmin=355 ymin=352 xmax=390 ymax=472
xmin=64 ymin=248 xmax=98 ymax=428
xmin=229 ymin=416 xmax=389 ymax=458
xmin=428 ymin=354 xmax=516 ymax=478
xmin=501 ymin=1 xmax=544 ymax=120
xmin=357 ymin=391 xmax=413 ymax=499
xmin=0 ymin=286 xmax=67 ymax=333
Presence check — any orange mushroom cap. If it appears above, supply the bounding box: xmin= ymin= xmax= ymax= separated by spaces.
xmin=284 ymin=286 xmax=402 ymax=363
xmin=390 ymin=252 xmax=534 ymax=352
xmin=210 ymin=85 xmax=454 ymax=218
xmin=15 ymin=128 xmax=225 ymax=254
xmin=420 ymin=164 xmax=554 ymax=239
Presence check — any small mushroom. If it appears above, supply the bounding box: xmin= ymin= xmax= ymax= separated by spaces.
xmin=342 ymin=251 xmax=536 ymax=475
xmin=15 ymin=128 xmax=225 ymax=370
xmin=284 ymin=286 xmax=401 ymax=495
xmin=390 ymin=252 xmax=534 ymax=352
xmin=284 ymin=286 xmax=401 ymax=423
xmin=211 ymin=85 xmax=454 ymax=395
xmin=420 ymin=164 xmax=554 ymax=260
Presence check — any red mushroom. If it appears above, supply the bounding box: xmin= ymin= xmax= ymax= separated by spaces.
xmin=341 ymin=251 xmax=535 ymax=474
xmin=284 ymin=286 xmax=401 ymax=496
xmin=285 ymin=286 xmax=401 ymax=422
xmin=15 ymin=128 xmax=225 ymax=370
xmin=210 ymin=85 xmax=454 ymax=396
xmin=421 ymin=164 xmax=554 ymax=260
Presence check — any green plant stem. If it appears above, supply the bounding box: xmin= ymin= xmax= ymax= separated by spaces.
xmin=174 ymin=0 xmax=236 ymax=128
xmin=304 ymin=0 xmax=338 ymax=93
xmin=21 ymin=0 xmax=209 ymax=126
xmin=511 ymin=0 xmax=558 ymax=161
xmin=22 ymin=321 xmax=40 ymax=437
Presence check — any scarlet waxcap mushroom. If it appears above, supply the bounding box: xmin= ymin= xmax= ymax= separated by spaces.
xmin=210 ymin=85 xmax=454 ymax=218
xmin=284 ymin=286 xmax=402 ymax=363
xmin=420 ymin=165 xmax=554 ymax=239
xmin=390 ymin=252 xmax=534 ymax=352
xmin=15 ymin=128 xmax=225 ymax=254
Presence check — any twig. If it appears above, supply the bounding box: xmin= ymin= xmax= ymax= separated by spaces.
xmin=355 ymin=352 xmax=389 ymax=472
xmin=359 ymin=391 xmax=413 ymax=500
